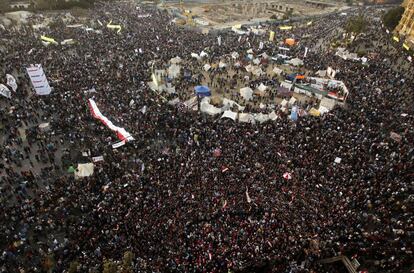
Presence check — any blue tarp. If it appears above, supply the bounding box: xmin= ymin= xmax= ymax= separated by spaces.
xmin=290 ymin=106 xmax=298 ymax=121
xmin=195 ymin=86 xmax=211 ymax=97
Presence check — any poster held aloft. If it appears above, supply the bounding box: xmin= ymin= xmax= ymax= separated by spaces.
xmin=6 ymin=74 xmax=17 ymax=92
xmin=0 ymin=84 xmax=11 ymax=99
xmin=269 ymin=31 xmax=275 ymax=42
xmin=26 ymin=64 xmax=52 ymax=95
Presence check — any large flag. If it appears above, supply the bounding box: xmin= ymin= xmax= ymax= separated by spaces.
xmin=6 ymin=74 xmax=17 ymax=92
xmin=26 ymin=65 xmax=52 ymax=95
xmin=0 ymin=84 xmax=11 ymax=99
xmin=88 ymin=99 xmax=134 ymax=142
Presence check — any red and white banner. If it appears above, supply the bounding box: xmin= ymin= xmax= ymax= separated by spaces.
xmin=88 ymin=99 xmax=134 ymax=142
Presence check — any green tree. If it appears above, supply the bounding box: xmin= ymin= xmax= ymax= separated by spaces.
xmin=68 ymin=261 xmax=80 ymax=273
xmin=120 ymin=251 xmax=135 ymax=273
xmin=382 ymin=6 xmax=404 ymax=30
xmin=42 ymin=254 xmax=55 ymax=273
xmin=103 ymin=259 xmax=118 ymax=273
xmin=345 ymin=15 xmax=368 ymax=41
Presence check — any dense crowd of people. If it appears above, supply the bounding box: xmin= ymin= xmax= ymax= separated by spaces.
xmin=0 ymin=2 xmax=413 ymax=273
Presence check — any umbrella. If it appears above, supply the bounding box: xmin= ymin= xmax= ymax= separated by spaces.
xmin=67 ymin=165 xmax=75 ymax=174
xmin=195 ymin=86 xmax=211 ymax=97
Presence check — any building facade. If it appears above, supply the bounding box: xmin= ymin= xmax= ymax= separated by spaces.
xmin=396 ymin=0 xmax=414 ymax=47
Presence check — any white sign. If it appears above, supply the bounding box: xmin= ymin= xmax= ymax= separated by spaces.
xmin=0 ymin=84 xmax=11 ymax=99
xmin=6 ymin=74 xmax=17 ymax=92
xmin=26 ymin=64 xmax=52 ymax=95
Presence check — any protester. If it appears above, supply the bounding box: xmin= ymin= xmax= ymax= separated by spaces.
xmin=0 ymin=3 xmax=412 ymax=273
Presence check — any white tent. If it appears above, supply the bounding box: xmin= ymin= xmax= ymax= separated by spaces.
xmin=231 ymin=52 xmax=239 ymax=59
xmin=221 ymin=110 xmax=237 ymax=121
xmin=240 ymin=87 xmax=253 ymax=101
xmin=254 ymin=113 xmax=270 ymax=123
xmin=167 ymin=64 xmax=181 ymax=79
xmin=273 ymin=67 xmax=283 ymax=75
xmin=252 ymin=67 xmax=264 ymax=76
xmin=204 ymin=64 xmax=211 ymax=71
xmin=222 ymin=98 xmax=245 ymax=111
xmin=191 ymin=53 xmax=201 ymax=60
xmin=245 ymin=64 xmax=254 ymax=73
xmin=318 ymin=105 xmax=330 ymax=115
xmin=75 ymin=163 xmax=94 ymax=179
xmin=184 ymin=96 xmax=198 ymax=110
xmin=219 ymin=61 xmax=227 ymax=68
xmin=200 ymin=51 xmax=208 ymax=58
xmin=253 ymin=58 xmax=260 ymax=65
xmin=200 ymin=98 xmax=222 ymax=116
xmin=287 ymin=58 xmax=304 ymax=66
xmin=168 ymin=98 xmax=180 ymax=106
xmin=258 ymin=83 xmax=267 ymax=92
xmin=315 ymin=70 xmax=327 ymax=77
xmin=319 ymin=97 xmax=337 ymax=110
xmin=170 ymin=56 xmax=182 ymax=64
xmin=238 ymin=113 xmax=255 ymax=123
xmin=269 ymin=111 xmax=278 ymax=121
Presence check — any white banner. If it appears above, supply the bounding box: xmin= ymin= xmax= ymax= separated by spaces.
xmin=217 ymin=36 xmax=222 ymax=46
xmin=0 ymin=84 xmax=11 ymax=99
xmin=6 ymin=74 xmax=17 ymax=92
xmin=26 ymin=65 xmax=52 ymax=95
xmin=259 ymin=41 xmax=264 ymax=50
xmin=304 ymin=47 xmax=309 ymax=58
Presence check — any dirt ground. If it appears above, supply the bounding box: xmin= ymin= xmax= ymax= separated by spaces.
xmin=164 ymin=0 xmax=345 ymax=29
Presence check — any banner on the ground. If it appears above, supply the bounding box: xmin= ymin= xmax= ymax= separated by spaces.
xmin=0 ymin=84 xmax=11 ymax=99
xmin=88 ymin=99 xmax=134 ymax=142
xmin=6 ymin=74 xmax=17 ymax=91
xmin=40 ymin=35 xmax=58 ymax=45
xmin=26 ymin=64 xmax=52 ymax=95
xmin=107 ymin=21 xmax=122 ymax=33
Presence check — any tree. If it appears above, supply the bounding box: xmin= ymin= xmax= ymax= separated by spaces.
xmin=42 ymin=254 xmax=55 ymax=273
xmin=383 ymin=6 xmax=404 ymax=30
xmin=103 ymin=259 xmax=118 ymax=273
xmin=345 ymin=15 xmax=368 ymax=41
xmin=68 ymin=261 xmax=80 ymax=273
xmin=120 ymin=251 xmax=135 ymax=273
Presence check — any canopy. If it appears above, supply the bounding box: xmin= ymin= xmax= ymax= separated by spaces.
xmin=67 ymin=166 xmax=75 ymax=173
xmin=287 ymin=58 xmax=304 ymax=66
xmin=195 ymin=86 xmax=211 ymax=97
xmin=75 ymin=163 xmax=94 ymax=179
xmin=221 ymin=111 xmax=237 ymax=121
xmin=285 ymin=38 xmax=295 ymax=46
xmin=240 ymin=87 xmax=253 ymax=101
